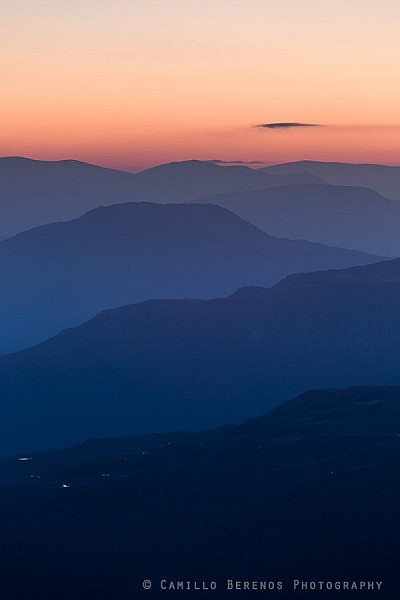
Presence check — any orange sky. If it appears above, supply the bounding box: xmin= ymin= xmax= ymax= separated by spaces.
xmin=1 ymin=0 xmax=400 ymax=170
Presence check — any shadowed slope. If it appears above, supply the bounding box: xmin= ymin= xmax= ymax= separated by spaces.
xmin=1 ymin=257 xmax=400 ymax=454
xmin=0 ymin=386 xmax=398 ymax=599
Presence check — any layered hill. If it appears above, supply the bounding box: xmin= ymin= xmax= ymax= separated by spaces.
xmin=0 ymin=201 xmax=378 ymax=353
xmin=0 ymin=156 xmax=137 ymax=237
xmin=195 ymin=183 xmax=400 ymax=256
xmin=132 ymin=159 xmax=325 ymax=201
xmin=0 ymin=386 xmax=398 ymax=599
xmin=0 ymin=157 xmax=324 ymax=237
xmin=263 ymin=160 xmax=400 ymax=198
xmin=1 ymin=256 xmax=400 ymax=454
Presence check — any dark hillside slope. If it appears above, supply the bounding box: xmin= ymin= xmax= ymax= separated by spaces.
xmin=1 ymin=259 xmax=400 ymax=453
xmin=0 ymin=386 xmax=398 ymax=599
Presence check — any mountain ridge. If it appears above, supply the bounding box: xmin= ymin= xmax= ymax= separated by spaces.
xmin=0 ymin=156 xmax=329 ymax=237
xmin=1 ymin=257 xmax=400 ymax=454
xmin=193 ymin=183 xmax=400 ymax=255
xmin=263 ymin=160 xmax=400 ymax=198
xmin=0 ymin=200 xmax=380 ymax=354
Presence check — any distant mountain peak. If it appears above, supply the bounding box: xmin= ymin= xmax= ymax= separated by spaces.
xmin=136 ymin=159 xmax=251 ymax=177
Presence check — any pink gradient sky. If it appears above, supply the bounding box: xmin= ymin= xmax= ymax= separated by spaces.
xmin=1 ymin=0 xmax=400 ymax=171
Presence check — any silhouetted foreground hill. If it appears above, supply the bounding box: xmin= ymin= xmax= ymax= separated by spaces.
xmin=0 ymin=386 xmax=398 ymax=599
xmin=1 ymin=257 xmax=400 ymax=454
xmin=0 ymin=157 xmax=325 ymax=237
xmin=0 ymin=201 xmax=378 ymax=353
xmin=195 ymin=183 xmax=400 ymax=256
xmin=264 ymin=160 xmax=400 ymax=198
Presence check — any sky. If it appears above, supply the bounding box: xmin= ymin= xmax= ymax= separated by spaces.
xmin=1 ymin=0 xmax=400 ymax=171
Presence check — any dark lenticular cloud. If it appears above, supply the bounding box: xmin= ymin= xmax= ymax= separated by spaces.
xmin=255 ymin=122 xmax=321 ymax=129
